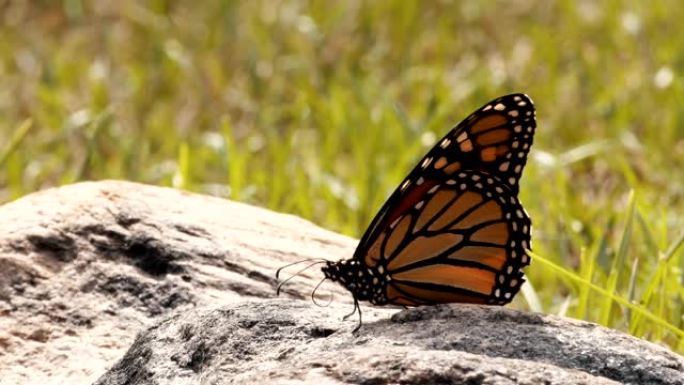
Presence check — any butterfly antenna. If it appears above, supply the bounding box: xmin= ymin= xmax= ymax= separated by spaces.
xmin=311 ymin=276 xmax=333 ymax=307
xmin=276 ymin=260 xmax=326 ymax=296
xmin=275 ymin=258 xmax=326 ymax=280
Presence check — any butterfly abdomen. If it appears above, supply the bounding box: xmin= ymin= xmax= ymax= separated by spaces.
xmin=322 ymin=260 xmax=389 ymax=305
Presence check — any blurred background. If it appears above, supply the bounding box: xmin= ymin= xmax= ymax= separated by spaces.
xmin=1 ymin=1 xmax=682 ymax=352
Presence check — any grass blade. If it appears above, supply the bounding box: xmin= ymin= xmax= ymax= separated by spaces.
xmin=530 ymin=250 xmax=684 ymax=340
xmin=599 ymin=190 xmax=635 ymax=326
xmin=576 ymin=247 xmax=595 ymax=320
xmin=0 ymin=119 xmax=33 ymax=169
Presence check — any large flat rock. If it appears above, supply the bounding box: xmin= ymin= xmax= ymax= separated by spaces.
xmin=0 ymin=181 xmax=355 ymax=385
xmin=1 ymin=181 xmax=682 ymax=384
xmin=95 ymin=300 xmax=684 ymax=385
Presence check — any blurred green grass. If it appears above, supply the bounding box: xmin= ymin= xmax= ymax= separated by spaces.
xmin=1 ymin=1 xmax=683 ymax=353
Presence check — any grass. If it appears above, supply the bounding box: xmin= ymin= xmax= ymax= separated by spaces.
xmin=1 ymin=1 xmax=683 ymax=353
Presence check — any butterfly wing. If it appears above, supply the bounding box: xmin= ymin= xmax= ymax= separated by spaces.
xmin=390 ymin=171 xmax=529 ymax=305
xmin=354 ymin=93 xmax=535 ymax=263
xmin=358 ymin=170 xmax=530 ymax=306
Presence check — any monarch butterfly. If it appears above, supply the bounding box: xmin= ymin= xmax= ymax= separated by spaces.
xmin=278 ymin=93 xmax=535 ymax=331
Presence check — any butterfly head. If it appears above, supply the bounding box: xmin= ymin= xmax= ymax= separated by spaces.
xmin=322 ymin=259 xmax=385 ymax=304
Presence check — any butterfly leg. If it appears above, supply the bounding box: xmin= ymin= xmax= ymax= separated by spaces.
xmin=352 ymin=304 xmax=363 ymax=334
xmin=342 ymin=297 xmax=358 ymax=321
xmin=342 ymin=297 xmax=363 ymax=333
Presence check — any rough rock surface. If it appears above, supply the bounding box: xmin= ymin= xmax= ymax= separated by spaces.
xmin=95 ymin=300 xmax=684 ymax=385
xmin=0 ymin=181 xmax=355 ymax=385
xmin=1 ymin=181 xmax=683 ymax=385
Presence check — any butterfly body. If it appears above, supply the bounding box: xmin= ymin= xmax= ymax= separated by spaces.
xmin=323 ymin=94 xmax=536 ymax=311
xmin=322 ymin=259 xmax=388 ymax=305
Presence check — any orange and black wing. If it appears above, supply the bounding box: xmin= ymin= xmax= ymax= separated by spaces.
xmin=362 ymin=170 xmax=531 ymax=306
xmin=354 ymin=94 xmax=535 ymax=263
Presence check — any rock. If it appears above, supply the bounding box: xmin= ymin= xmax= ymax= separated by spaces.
xmin=94 ymin=300 xmax=684 ymax=385
xmin=0 ymin=181 xmax=354 ymax=385
xmin=1 ymin=181 xmax=683 ymax=385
